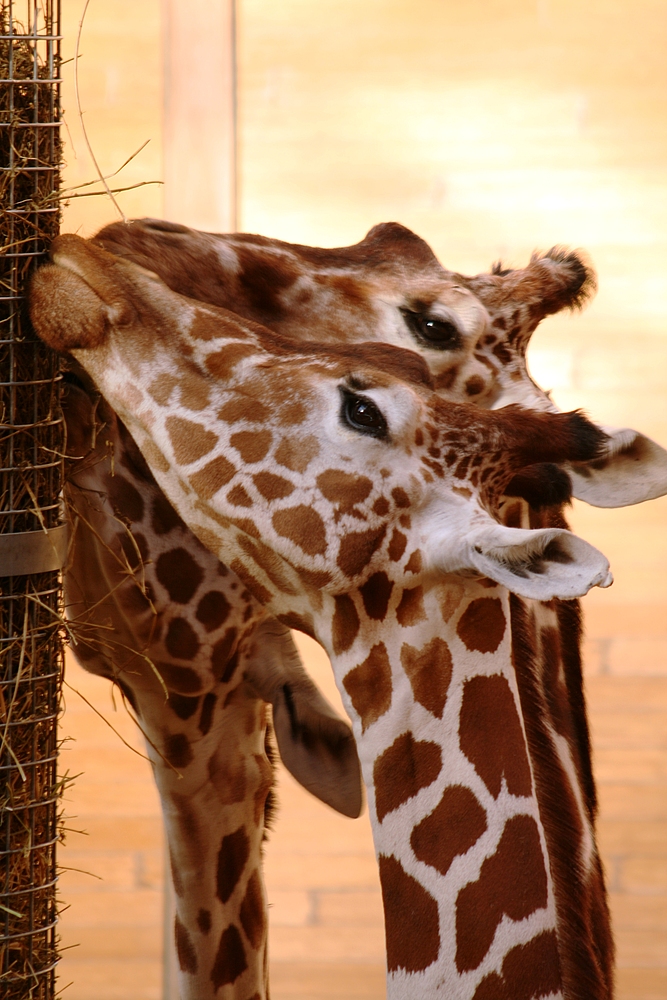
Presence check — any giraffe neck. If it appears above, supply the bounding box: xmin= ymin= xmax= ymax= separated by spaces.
xmin=316 ymin=580 xmax=564 ymax=1000
xmin=500 ymin=498 xmax=614 ymax=996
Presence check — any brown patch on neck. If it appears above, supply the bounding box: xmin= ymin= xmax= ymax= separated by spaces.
xmin=331 ymin=594 xmax=360 ymax=655
xmin=373 ymin=731 xmax=441 ymax=822
xmin=455 ymin=815 xmax=549 ymax=973
xmin=472 ymin=931 xmax=562 ymax=1000
xmin=411 ymin=785 xmax=487 ymax=877
xmin=456 ymin=597 xmax=506 ymax=653
xmin=379 ymin=854 xmax=440 ymax=973
xmin=400 ymin=636 xmax=452 ymax=718
xmin=459 ymin=674 xmax=533 ymax=799
xmin=343 ymin=642 xmax=392 ymax=732
xmin=359 ymin=571 xmax=394 ymax=620
xmin=395 ymin=585 xmax=427 ymax=627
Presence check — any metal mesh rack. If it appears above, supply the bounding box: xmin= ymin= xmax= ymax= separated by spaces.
xmin=1 ymin=1 xmax=64 ymax=997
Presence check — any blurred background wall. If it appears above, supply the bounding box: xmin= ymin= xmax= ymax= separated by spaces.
xmin=56 ymin=2 xmax=667 ymax=998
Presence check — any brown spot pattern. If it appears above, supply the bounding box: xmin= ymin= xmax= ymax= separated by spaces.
xmin=331 ymin=594 xmax=360 ymax=655
xmin=156 ymin=548 xmax=204 ymax=604
xmin=216 ymin=826 xmax=251 ymax=904
xmin=460 ymin=673 xmax=533 ymax=798
xmin=395 ymin=586 xmax=427 ymax=627
xmin=165 ymin=733 xmax=193 ymax=769
xmin=205 ymin=341 xmax=255 ymax=378
xmin=272 ymin=505 xmax=327 ymax=556
xmin=387 ymin=528 xmax=407 ymax=562
xmin=471 ymin=931 xmax=562 ymax=1000
xmin=167 ymin=693 xmax=199 ymax=721
xmin=337 ymin=525 xmax=387 ymax=578
xmin=230 ymin=429 xmax=272 ymax=463
xmin=197 ymin=908 xmax=211 ymax=934
xmin=316 ymin=469 xmax=373 ymax=511
xmin=149 ymin=371 xmax=177 ymax=405
xmin=379 ymin=854 xmax=440 ymax=973
xmin=210 ymin=924 xmax=248 ymax=989
xmin=457 ymin=597 xmax=506 ymax=653
xmin=199 ymin=692 xmax=216 ymax=735
xmin=252 ymin=470 xmax=294 ymax=500
xmin=175 ymin=914 xmax=198 ymax=973
xmin=189 ymin=454 xmax=237 ymax=498
xmin=196 ymin=590 xmax=231 ymax=631
xmin=343 ymin=642 xmax=393 ymax=732
xmin=165 ymin=617 xmax=200 ymax=660
xmin=151 ymin=492 xmax=183 ymax=534
xmin=404 ymin=549 xmax=422 ymax=574
xmin=240 ymin=869 xmax=266 ymax=949
xmin=218 ymin=396 xmax=269 ymax=423
xmin=166 ymin=416 xmax=218 ymax=464
xmin=411 ymin=785 xmax=487 ymax=876
xmin=455 ymin=815 xmax=549 ymax=972
xmin=439 ymin=582 xmax=465 ymax=622
xmin=178 ymin=371 xmax=210 ymax=411
xmin=391 ymin=487 xmax=410 ymax=508
xmin=156 ymin=663 xmax=201 ymax=694
xmin=274 ymin=434 xmax=320 ymax=472
xmin=374 ymin=732 xmax=442 ymax=823
xmin=106 ymin=474 xmax=144 ymax=522
xmin=227 ymin=483 xmax=253 ymax=507
xmin=465 ymin=375 xmax=486 ymax=396
xmin=400 ymin=636 xmax=452 ymax=718
xmin=359 ymin=571 xmax=394 ymax=620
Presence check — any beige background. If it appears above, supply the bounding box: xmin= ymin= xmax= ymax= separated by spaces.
xmin=56 ymin=1 xmax=667 ymax=998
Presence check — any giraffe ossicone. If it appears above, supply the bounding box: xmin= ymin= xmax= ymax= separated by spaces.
xmin=31 ymin=234 xmax=623 ymax=1000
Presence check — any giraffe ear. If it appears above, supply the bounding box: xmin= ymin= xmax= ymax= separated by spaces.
xmin=567 ymin=427 xmax=667 ymax=507
xmin=244 ymin=620 xmax=363 ymax=819
xmin=461 ymin=524 xmax=613 ymax=601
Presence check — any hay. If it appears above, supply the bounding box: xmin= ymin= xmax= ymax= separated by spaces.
xmin=1 ymin=2 xmax=64 ymax=997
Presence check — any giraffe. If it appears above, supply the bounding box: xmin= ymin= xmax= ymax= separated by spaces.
xmin=88 ymin=217 xmax=667 ymax=994
xmin=60 ymin=367 xmax=363 ymax=1000
xmin=30 ymin=234 xmax=623 ymax=999
xmin=50 ymin=220 xmax=667 ymax=999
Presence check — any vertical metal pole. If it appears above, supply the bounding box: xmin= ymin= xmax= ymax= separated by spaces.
xmin=160 ymin=6 xmax=237 ymax=996
xmin=0 ymin=2 xmax=64 ymax=999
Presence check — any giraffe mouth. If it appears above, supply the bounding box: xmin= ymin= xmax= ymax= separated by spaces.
xmin=29 ymin=235 xmax=144 ymax=352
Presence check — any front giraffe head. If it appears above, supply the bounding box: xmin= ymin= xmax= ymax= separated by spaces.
xmin=94 ymin=217 xmax=667 ymax=508
xmin=31 ymin=236 xmax=620 ymax=999
xmin=32 ymin=234 xmax=612 ymax=615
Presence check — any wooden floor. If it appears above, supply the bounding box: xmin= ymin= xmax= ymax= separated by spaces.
xmin=58 ymin=624 xmax=667 ymax=1000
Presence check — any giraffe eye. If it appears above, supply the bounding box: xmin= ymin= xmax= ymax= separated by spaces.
xmin=401 ymin=309 xmax=462 ymax=351
xmin=340 ymin=389 xmax=388 ymax=439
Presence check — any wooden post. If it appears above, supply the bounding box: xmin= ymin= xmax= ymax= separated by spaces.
xmin=162 ymin=0 xmax=237 ymax=233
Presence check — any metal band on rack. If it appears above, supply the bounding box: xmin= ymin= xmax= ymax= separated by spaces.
xmin=0 ymin=525 xmax=68 ymax=577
